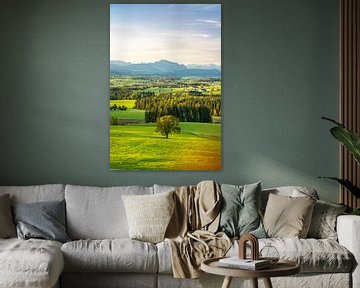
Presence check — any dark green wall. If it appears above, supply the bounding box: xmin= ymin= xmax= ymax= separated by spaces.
xmin=0 ymin=0 xmax=340 ymax=202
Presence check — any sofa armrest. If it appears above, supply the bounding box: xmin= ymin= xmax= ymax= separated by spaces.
xmin=337 ymin=215 xmax=360 ymax=288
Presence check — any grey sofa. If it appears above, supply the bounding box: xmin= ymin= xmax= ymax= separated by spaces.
xmin=0 ymin=184 xmax=359 ymax=288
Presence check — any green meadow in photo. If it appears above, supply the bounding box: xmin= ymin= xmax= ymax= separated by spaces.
xmin=110 ymin=4 xmax=221 ymax=170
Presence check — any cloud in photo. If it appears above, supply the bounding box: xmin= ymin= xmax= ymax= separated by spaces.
xmin=110 ymin=4 xmax=221 ymax=65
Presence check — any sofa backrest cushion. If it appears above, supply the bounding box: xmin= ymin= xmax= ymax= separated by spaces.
xmin=153 ymin=184 xmax=176 ymax=194
xmin=65 ymin=185 xmax=153 ymax=239
xmin=0 ymin=184 xmax=65 ymax=204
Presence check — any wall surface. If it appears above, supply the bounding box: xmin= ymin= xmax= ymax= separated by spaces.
xmin=0 ymin=0 xmax=339 ymax=202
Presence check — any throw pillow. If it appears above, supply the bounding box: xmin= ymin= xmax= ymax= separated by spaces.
xmin=263 ymin=193 xmax=316 ymax=238
xmin=12 ymin=200 xmax=70 ymax=243
xmin=0 ymin=194 xmax=17 ymax=238
xmin=122 ymin=191 xmax=175 ymax=243
xmin=218 ymin=182 xmax=266 ymax=238
xmin=260 ymin=186 xmax=319 ymax=214
xmin=307 ymin=200 xmax=347 ymax=240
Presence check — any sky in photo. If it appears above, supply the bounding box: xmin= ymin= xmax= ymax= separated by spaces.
xmin=110 ymin=4 xmax=221 ymax=65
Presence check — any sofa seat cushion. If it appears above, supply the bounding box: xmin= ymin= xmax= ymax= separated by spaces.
xmin=232 ymin=238 xmax=353 ymax=273
xmin=261 ymin=238 xmax=353 ymax=272
xmin=156 ymin=240 xmax=173 ymax=274
xmin=157 ymin=238 xmax=353 ymax=274
xmin=61 ymin=239 xmax=158 ymax=273
xmin=0 ymin=238 xmax=64 ymax=288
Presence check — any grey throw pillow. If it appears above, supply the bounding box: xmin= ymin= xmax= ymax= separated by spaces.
xmin=218 ymin=182 xmax=266 ymax=238
xmin=307 ymin=200 xmax=347 ymax=240
xmin=12 ymin=200 xmax=70 ymax=243
xmin=0 ymin=194 xmax=16 ymax=238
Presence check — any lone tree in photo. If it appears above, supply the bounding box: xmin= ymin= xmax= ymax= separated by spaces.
xmin=156 ymin=115 xmax=181 ymax=139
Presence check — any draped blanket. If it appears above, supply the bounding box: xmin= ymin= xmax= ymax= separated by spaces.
xmin=165 ymin=181 xmax=231 ymax=278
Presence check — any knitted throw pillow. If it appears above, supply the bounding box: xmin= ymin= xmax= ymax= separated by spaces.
xmin=122 ymin=191 xmax=175 ymax=243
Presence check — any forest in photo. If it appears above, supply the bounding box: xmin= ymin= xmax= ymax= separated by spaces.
xmin=110 ymin=4 xmax=221 ymax=170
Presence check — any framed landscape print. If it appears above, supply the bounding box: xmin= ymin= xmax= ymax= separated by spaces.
xmin=110 ymin=4 xmax=221 ymax=170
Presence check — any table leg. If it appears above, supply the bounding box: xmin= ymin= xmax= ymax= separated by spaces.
xmin=263 ymin=277 xmax=273 ymax=288
xmin=221 ymin=276 xmax=233 ymax=288
xmin=251 ymin=278 xmax=258 ymax=288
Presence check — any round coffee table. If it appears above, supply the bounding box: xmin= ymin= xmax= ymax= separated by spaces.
xmin=201 ymin=257 xmax=300 ymax=288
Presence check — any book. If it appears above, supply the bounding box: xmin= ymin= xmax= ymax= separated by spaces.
xmin=218 ymin=257 xmax=271 ymax=270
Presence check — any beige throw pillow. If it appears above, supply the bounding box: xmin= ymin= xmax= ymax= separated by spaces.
xmin=263 ymin=193 xmax=316 ymax=238
xmin=122 ymin=191 xmax=175 ymax=243
xmin=0 ymin=194 xmax=17 ymax=238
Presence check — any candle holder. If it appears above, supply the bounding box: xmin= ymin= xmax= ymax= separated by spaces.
xmin=238 ymin=234 xmax=259 ymax=260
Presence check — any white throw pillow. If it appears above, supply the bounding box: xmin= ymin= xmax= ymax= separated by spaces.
xmin=122 ymin=191 xmax=175 ymax=243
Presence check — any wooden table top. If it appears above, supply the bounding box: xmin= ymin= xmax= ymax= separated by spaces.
xmin=201 ymin=257 xmax=300 ymax=278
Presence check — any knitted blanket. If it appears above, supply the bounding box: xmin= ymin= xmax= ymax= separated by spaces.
xmin=165 ymin=180 xmax=231 ymax=278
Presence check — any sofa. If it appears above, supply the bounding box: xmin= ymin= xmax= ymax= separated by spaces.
xmin=0 ymin=183 xmax=359 ymax=288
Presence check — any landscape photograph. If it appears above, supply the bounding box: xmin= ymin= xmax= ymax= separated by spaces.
xmin=110 ymin=4 xmax=222 ymax=170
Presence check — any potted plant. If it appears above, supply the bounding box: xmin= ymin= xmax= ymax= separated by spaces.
xmin=320 ymin=117 xmax=360 ymax=215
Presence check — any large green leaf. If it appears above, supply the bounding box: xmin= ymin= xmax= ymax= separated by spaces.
xmin=322 ymin=117 xmax=360 ymax=165
xmin=318 ymin=177 xmax=360 ymax=198
xmin=330 ymin=127 xmax=360 ymax=165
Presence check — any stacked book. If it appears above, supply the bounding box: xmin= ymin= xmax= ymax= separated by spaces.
xmin=218 ymin=257 xmax=271 ymax=270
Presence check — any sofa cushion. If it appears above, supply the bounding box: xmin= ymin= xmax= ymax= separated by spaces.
xmin=12 ymin=200 xmax=70 ymax=243
xmin=235 ymin=238 xmax=353 ymax=273
xmin=122 ymin=191 xmax=175 ymax=243
xmin=61 ymin=239 xmax=158 ymax=273
xmin=261 ymin=238 xmax=353 ymax=273
xmin=65 ymin=185 xmax=153 ymax=239
xmin=218 ymin=182 xmax=266 ymax=238
xmin=261 ymin=186 xmax=319 ymax=213
xmin=0 ymin=184 xmax=65 ymax=204
xmin=263 ymin=194 xmax=316 ymax=238
xmin=0 ymin=194 xmax=16 ymax=238
xmin=158 ymin=237 xmax=353 ymax=274
xmin=153 ymin=184 xmax=177 ymax=194
xmin=0 ymin=238 xmax=64 ymax=288
xmin=307 ymin=200 xmax=347 ymax=240
xmin=156 ymin=240 xmax=173 ymax=274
